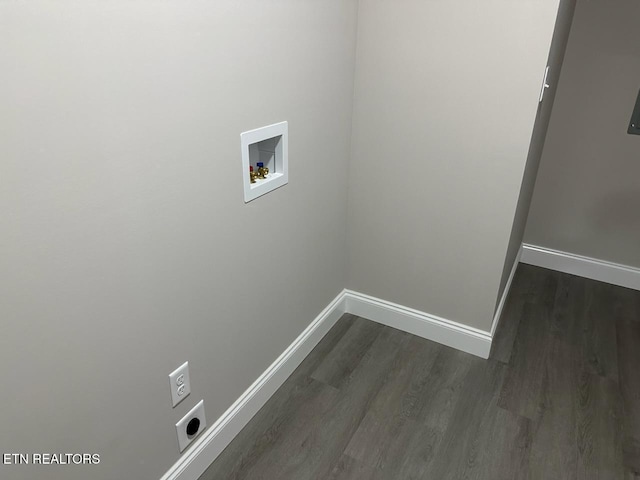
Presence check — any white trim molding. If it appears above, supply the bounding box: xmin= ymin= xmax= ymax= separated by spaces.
xmin=163 ymin=244 xmax=640 ymax=480
xmin=159 ymin=291 xmax=347 ymax=480
xmin=521 ymin=244 xmax=640 ymax=292
xmin=344 ymin=290 xmax=492 ymax=359
xmin=161 ymin=287 xmax=501 ymax=480
xmin=490 ymin=245 xmax=523 ymax=337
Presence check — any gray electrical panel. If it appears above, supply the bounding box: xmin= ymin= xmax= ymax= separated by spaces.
xmin=628 ymin=89 xmax=640 ymax=135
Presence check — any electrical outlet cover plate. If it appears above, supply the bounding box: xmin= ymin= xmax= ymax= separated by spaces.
xmin=176 ymin=400 xmax=207 ymax=453
xmin=168 ymin=362 xmax=191 ymax=407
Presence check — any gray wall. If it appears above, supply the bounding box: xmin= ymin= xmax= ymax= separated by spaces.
xmin=347 ymin=0 xmax=560 ymax=331
xmin=497 ymin=0 xmax=576 ymax=308
xmin=0 ymin=2 xmax=357 ymax=479
xmin=525 ymin=0 xmax=640 ymax=268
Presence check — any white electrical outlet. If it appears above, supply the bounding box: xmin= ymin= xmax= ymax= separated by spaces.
xmin=168 ymin=362 xmax=191 ymax=407
xmin=176 ymin=400 xmax=207 ymax=453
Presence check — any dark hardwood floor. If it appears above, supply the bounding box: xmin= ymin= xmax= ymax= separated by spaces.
xmin=200 ymin=264 xmax=640 ymax=479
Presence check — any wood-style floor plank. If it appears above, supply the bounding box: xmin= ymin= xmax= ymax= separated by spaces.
xmin=200 ymin=374 xmax=340 ymax=480
xmin=527 ymin=336 xmax=580 ymax=480
xmin=627 ymin=469 xmax=640 ymax=479
xmin=421 ymin=359 xmax=508 ymax=480
xmin=549 ymin=270 xmax=587 ymax=343
xmin=580 ymin=281 xmax=619 ymax=381
xmin=617 ymin=297 xmax=640 ymax=474
xmin=345 ymin=345 xmax=476 ymax=478
xmin=201 ymin=266 xmax=639 ymax=480
xmin=497 ymin=269 xmax=558 ymax=420
xmin=328 ymin=455 xmax=379 ymax=480
xmin=243 ymin=326 xmax=408 ymax=480
xmin=341 ymin=336 xmax=441 ymax=467
xmin=310 ymin=315 xmax=382 ymax=389
xmin=199 ymin=315 xmax=358 ymax=480
xmin=575 ymin=372 xmax=624 ymax=479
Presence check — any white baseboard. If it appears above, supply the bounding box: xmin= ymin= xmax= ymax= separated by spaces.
xmin=521 ymin=244 xmax=640 ymax=292
xmin=343 ymin=290 xmax=492 ymax=359
xmin=490 ymin=245 xmax=523 ymax=337
xmin=161 ymin=286 xmax=502 ymax=479
xmin=159 ymin=290 xmax=347 ymax=480
xmin=159 ymin=243 xmax=640 ymax=480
